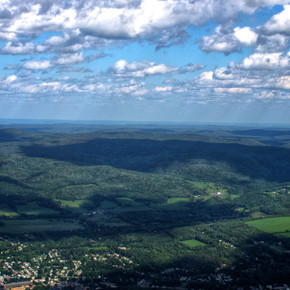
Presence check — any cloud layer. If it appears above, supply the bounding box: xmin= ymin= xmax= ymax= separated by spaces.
xmin=0 ymin=0 xmax=288 ymax=53
xmin=0 ymin=0 xmax=289 ymax=121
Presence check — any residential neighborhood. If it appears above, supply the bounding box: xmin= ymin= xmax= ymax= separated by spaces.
xmin=0 ymin=237 xmax=134 ymax=288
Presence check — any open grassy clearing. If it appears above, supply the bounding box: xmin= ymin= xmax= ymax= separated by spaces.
xmin=199 ymin=195 xmax=212 ymax=202
xmin=54 ymin=199 xmax=95 ymax=214
xmin=187 ymin=181 xmax=235 ymax=201
xmin=189 ymin=181 xmax=228 ymax=193
xmin=188 ymin=181 xmax=215 ymax=189
xmin=167 ymin=197 xmax=191 ymax=204
xmin=246 ymin=216 xmax=290 ymax=234
xmin=0 ymin=208 xmax=19 ymax=217
xmin=181 ymin=239 xmax=206 ymax=247
xmin=54 ymin=199 xmax=93 ymax=208
xmin=250 ymin=211 xmax=267 ymax=219
xmin=0 ymin=219 xmax=83 ymax=233
xmin=17 ymin=202 xmax=60 ymax=215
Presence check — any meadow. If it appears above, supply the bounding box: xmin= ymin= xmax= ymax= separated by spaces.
xmin=246 ymin=216 xmax=290 ymax=235
xmin=181 ymin=239 xmax=206 ymax=247
xmin=167 ymin=197 xmax=191 ymax=204
xmin=54 ymin=199 xmax=93 ymax=208
xmin=0 ymin=207 xmax=19 ymax=217
xmin=17 ymin=202 xmax=60 ymax=215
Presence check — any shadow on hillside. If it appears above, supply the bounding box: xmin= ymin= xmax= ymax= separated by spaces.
xmin=0 ymin=193 xmax=241 ymax=238
xmin=20 ymin=137 xmax=290 ymax=182
xmin=230 ymin=129 xmax=290 ymax=138
xmin=0 ymin=128 xmax=39 ymax=143
xmin=219 ymin=234 xmax=290 ymax=289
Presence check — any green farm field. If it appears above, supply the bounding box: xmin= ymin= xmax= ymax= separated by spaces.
xmin=181 ymin=239 xmax=206 ymax=247
xmin=188 ymin=181 xmax=228 ymax=193
xmin=0 ymin=208 xmax=19 ymax=217
xmin=167 ymin=197 xmax=191 ymax=204
xmin=54 ymin=199 xmax=93 ymax=208
xmin=246 ymin=216 xmax=290 ymax=235
xmin=17 ymin=202 xmax=60 ymax=215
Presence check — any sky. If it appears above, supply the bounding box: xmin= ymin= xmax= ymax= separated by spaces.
xmin=0 ymin=0 xmax=290 ymax=124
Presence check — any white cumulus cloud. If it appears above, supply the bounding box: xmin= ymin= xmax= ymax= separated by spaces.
xmin=0 ymin=32 xmax=17 ymax=41
xmin=53 ymin=52 xmax=84 ymax=65
xmin=1 ymin=41 xmax=35 ymax=54
xmin=214 ymin=87 xmax=252 ymax=93
xmin=108 ymin=60 xmax=178 ymax=78
xmin=234 ymin=27 xmax=258 ymax=45
xmin=214 ymin=67 xmax=235 ymax=80
xmin=239 ymin=52 xmax=290 ymax=69
xmin=23 ymin=60 xmax=51 ymax=70
xmin=155 ymin=86 xmax=172 ymax=92
xmin=263 ymin=5 xmax=290 ymax=34
xmin=199 ymin=71 xmax=214 ymax=80
xmin=4 ymin=74 xmax=17 ymax=84
xmin=199 ymin=25 xmax=258 ymax=54
xmin=0 ymin=0 xmax=287 ymax=51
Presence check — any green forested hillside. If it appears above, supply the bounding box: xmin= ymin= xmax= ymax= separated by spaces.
xmin=0 ymin=126 xmax=289 ymax=289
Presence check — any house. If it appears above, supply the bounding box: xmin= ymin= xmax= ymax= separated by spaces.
xmin=211 ymin=192 xmax=222 ymax=196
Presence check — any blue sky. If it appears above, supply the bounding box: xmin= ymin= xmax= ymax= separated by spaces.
xmin=0 ymin=0 xmax=289 ymax=123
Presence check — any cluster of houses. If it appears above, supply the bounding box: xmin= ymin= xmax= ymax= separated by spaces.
xmin=0 ymin=238 xmax=84 ymax=287
xmin=218 ymin=240 xmax=237 ymax=250
xmin=0 ymin=237 xmax=136 ymax=288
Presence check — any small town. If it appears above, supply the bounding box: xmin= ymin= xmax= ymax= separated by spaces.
xmin=0 ymin=237 xmax=135 ymax=289
xmin=1 ymin=235 xmax=287 ymax=289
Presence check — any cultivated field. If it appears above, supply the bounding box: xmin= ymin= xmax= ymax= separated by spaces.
xmin=17 ymin=202 xmax=60 ymax=215
xmin=167 ymin=197 xmax=190 ymax=204
xmin=54 ymin=199 xmax=93 ymax=208
xmin=181 ymin=239 xmax=206 ymax=247
xmin=246 ymin=216 xmax=290 ymax=236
